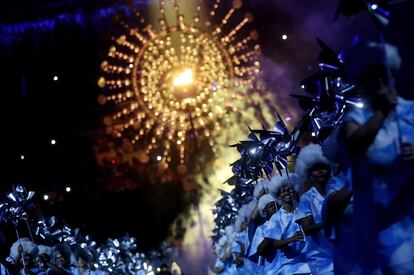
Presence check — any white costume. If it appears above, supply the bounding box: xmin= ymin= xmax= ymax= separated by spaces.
xmin=295 ymin=144 xmax=334 ymax=274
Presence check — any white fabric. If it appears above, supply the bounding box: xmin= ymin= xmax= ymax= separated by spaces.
xmin=263 ymin=208 xmax=310 ymax=275
xmin=70 ymin=267 xmax=95 ymax=275
xmin=268 ymin=173 xmax=301 ymax=199
xmin=296 ymin=187 xmax=334 ymax=274
xmin=248 ymin=222 xmax=267 ymax=262
xmin=231 ymin=232 xmax=244 ymax=254
xmin=257 ymin=194 xmax=276 ymax=218
xmin=342 ymin=97 xmax=414 ymax=271
xmin=254 ymin=180 xmax=269 ymax=199
xmin=295 ymin=144 xmax=331 ymax=182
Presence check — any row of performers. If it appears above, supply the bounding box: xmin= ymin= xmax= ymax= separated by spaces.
xmin=214 ymin=41 xmax=414 ymax=275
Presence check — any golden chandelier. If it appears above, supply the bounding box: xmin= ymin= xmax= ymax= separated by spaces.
xmin=98 ymin=0 xmax=261 ymax=169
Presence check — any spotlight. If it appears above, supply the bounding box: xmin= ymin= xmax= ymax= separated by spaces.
xmin=282 ymin=34 xmax=288 ymax=40
xmin=51 ymin=139 xmax=56 ymax=145
xmin=20 ymin=155 xmax=25 ymax=160
xmin=43 ymin=194 xmax=49 ymax=201
xmin=311 ymin=132 xmax=316 ymax=137
xmin=173 ymin=69 xmax=193 ymax=87
xmin=156 ymin=155 xmax=162 ymax=161
xmin=53 ymin=75 xmax=58 ymax=81
xmin=371 ymin=4 xmax=378 ymax=10
xmin=65 ymin=186 xmax=71 ymax=192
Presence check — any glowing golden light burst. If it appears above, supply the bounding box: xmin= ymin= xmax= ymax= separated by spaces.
xmin=98 ymin=0 xmax=261 ymax=167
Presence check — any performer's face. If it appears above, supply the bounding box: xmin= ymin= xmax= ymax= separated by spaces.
xmin=264 ymin=202 xmax=276 ymax=219
xmin=309 ymin=164 xmax=330 ymax=185
xmin=77 ymin=256 xmax=87 ymax=268
xmin=279 ymin=185 xmax=296 ymax=204
xmin=54 ymin=252 xmax=66 ymax=267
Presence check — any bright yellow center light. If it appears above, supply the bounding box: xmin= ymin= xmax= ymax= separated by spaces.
xmin=173 ymin=69 xmax=193 ymax=87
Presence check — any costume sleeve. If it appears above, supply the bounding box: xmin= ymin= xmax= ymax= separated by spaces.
xmin=231 ymin=239 xmax=242 ymax=254
xmin=248 ymin=224 xmax=265 ymax=257
xmin=295 ymin=194 xmax=313 ymax=221
xmin=325 ymin=174 xmax=347 ymax=198
xmin=264 ymin=213 xmax=282 ymax=240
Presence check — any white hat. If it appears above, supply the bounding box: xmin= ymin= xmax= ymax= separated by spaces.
xmin=10 ymin=238 xmax=39 ymax=261
xmin=234 ymin=200 xmax=257 ymax=232
xmin=38 ymin=245 xmax=53 ymax=256
xmin=342 ymin=41 xmax=401 ymax=83
xmin=268 ymin=173 xmax=301 ymax=200
xmin=257 ymin=194 xmax=277 ymax=218
xmin=253 ymin=179 xmax=269 ymax=199
xmin=295 ymin=143 xmax=331 ymax=182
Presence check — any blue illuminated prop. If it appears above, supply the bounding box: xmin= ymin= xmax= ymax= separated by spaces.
xmin=230 ymin=113 xmax=299 ymax=182
xmin=292 ymin=39 xmax=363 ymax=142
xmin=0 ymin=185 xmax=36 ymax=225
xmin=0 ymin=184 xmax=177 ymax=275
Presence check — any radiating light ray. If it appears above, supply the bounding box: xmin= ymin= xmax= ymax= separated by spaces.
xmin=98 ymin=0 xmax=261 ymax=168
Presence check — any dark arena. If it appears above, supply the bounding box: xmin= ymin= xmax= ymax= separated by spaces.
xmin=0 ymin=0 xmax=414 ymax=274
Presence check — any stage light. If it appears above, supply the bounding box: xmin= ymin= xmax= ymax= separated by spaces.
xmin=156 ymin=155 xmax=162 ymax=161
xmin=20 ymin=154 xmax=25 ymax=160
xmin=53 ymin=75 xmax=58 ymax=81
xmin=99 ymin=0 xmax=262 ymax=167
xmin=282 ymin=34 xmax=288 ymax=40
xmin=311 ymin=132 xmax=316 ymax=137
xmin=51 ymin=139 xmax=56 ymax=145
xmin=65 ymin=186 xmax=71 ymax=192
xmin=43 ymin=194 xmax=49 ymax=201
xmin=371 ymin=4 xmax=378 ymax=10
xmin=356 ymin=102 xmax=364 ymax=108
xmin=173 ymin=69 xmax=193 ymax=87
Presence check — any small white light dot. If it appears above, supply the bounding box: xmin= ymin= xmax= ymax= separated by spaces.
xmin=311 ymin=132 xmax=316 ymax=137
xmin=20 ymin=155 xmax=25 ymax=160
xmin=53 ymin=75 xmax=58 ymax=81
xmin=65 ymin=186 xmax=71 ymax=192
xmin=156 ymin=155 xmax=162 ymax=161
xmin=371 ymin=4 xmax=378 ymax=10
xmin=282 ymin=34 xmax=288 ymax=40
xmin=356 ymin=102 xmax=364 ymax=108
xmin=51 ymin=139 xmax=56 ymax=145
xmin=301 ymin=84 xmax=305 ymax=89
xmin=43 ymin=194 xmax=49 ymax=201
xmin=129 ymin=64 xmax=134 ymax=68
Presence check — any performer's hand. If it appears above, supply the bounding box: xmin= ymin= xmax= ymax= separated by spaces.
xmin=292 ymin=231 xmax=305 ymax=242
xmin=401 ymin=142 xmax=414 ymax=161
